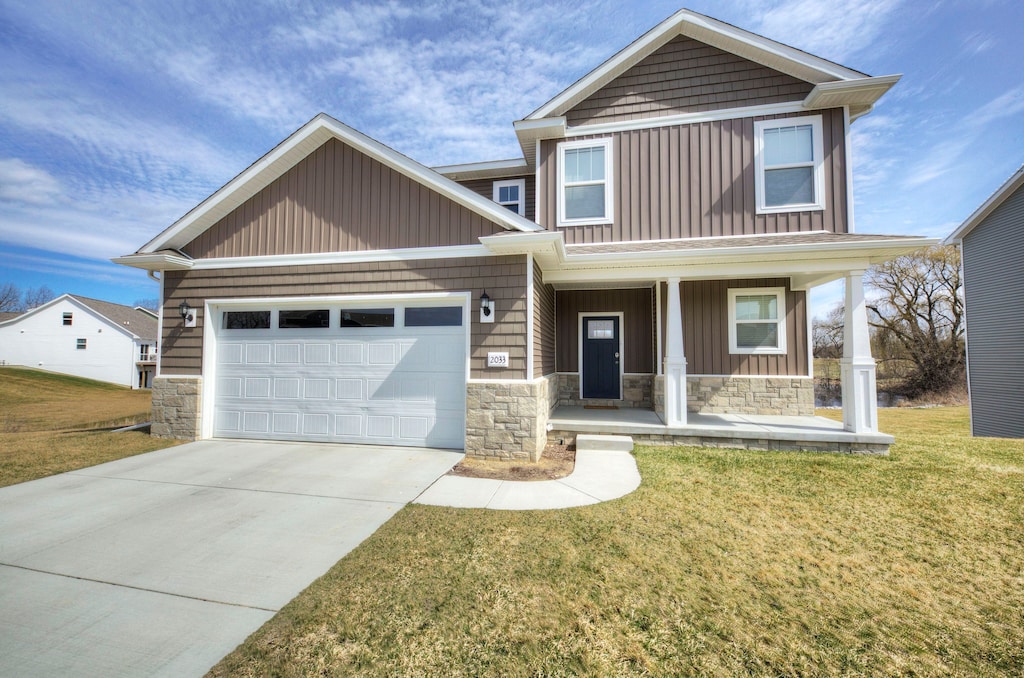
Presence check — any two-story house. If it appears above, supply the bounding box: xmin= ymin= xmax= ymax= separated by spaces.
xmin=115 ymin=9 xmax=933 ymax=456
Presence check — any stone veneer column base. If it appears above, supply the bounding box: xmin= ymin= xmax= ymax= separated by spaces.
xmin=465 ymin=375 xmax=557 ymax=462
xmin=151 ymin=376 xmax=202 ymax=440
xmin=654 ymin=375 xmax=815 ymax=418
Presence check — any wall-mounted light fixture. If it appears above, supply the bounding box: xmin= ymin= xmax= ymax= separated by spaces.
xmin=480 ymin=290 xmax=494 ymax=324
xmin=179 ymin=299 xmax=196 ymax=328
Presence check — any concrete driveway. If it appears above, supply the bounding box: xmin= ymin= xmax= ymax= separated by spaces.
xmin=0 ymin=440 xmax=461 ymax=677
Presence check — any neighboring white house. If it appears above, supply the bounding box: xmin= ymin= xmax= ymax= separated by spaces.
xmin=0 ymin=294 xmax=159 ymax=389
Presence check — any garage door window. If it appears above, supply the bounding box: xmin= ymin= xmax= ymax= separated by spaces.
xmin=405 ymin=306 xmax=463 ymax=327
xmin=279 ymin=309 xmax=329 ymax=328
xmin=341 ymin=308 xmax=394 ymax=327
xmin=224 ymin=311 xmax=271 ymax=329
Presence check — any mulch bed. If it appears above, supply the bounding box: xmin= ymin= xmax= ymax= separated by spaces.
xmin=448 ymin=442 xmax=576 ymax=481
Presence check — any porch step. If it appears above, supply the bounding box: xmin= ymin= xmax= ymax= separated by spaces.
xmin=575 ymin=434 xmax=634 ymax=453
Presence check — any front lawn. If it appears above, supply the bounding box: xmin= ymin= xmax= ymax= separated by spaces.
xmin=0 ymin=367 xmax=179 ymax=487
xmin=211 ymin=406 xmax=1023 ymax=677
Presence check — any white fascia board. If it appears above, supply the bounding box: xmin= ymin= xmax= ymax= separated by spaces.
xmin=139 ymin=114 xmax=541 ymax=254
xmin=803 ymin=75 xmax=901 ymax=112
xmin=526 ymin=9 xmax=866 ymax=121
xmin=188 ymin=244 xmax=493 ymax=270
xmin=433 ymin=158 xmax=529 ymax=179
xmin=111 ymin=252 xmax=194 ymax=271
xmin=944 ymin=164 xmax=1024 ymax=244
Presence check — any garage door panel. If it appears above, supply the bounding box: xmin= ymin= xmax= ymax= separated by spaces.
xmin=214 ymin=314 xmax=466 ymax=448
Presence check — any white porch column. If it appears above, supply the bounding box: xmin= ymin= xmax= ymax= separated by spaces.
xmin=841 ymin=270 xmax=878 ymax=433
xmin=664 ymin=277 xmax=687 ymax=427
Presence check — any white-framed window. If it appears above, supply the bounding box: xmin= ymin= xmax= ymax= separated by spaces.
xmin=728 ymin=287 xmax=787 ymax=354
xmin=754 ymin=115 xmax=825 ymax=214
xmin=558 ymin=137 xmax=613 ymax=226
xmin=493 ymin=179 xmax=526 ymax=217
xmin=76 ymin=338 xmax=87 ymax=350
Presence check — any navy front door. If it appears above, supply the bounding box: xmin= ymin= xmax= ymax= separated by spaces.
xmin=582 ymin=316 xmax=620 ymax=399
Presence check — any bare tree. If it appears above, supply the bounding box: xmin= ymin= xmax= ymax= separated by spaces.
xmin=812 ymin=303 xmax=844 ymax=359
xmin=0 ymin=283 xmax=20 ymax=312
xmin=134 ymin=298 xmax=160 ymax=311
xmin=22 ymin=285 xmax=54 ymax=309
xmin=866 ymin=245 xmax=965 ymax=397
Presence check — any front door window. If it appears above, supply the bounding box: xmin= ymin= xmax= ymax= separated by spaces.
xmin=582 ymin=316 xmax=620 ymax=399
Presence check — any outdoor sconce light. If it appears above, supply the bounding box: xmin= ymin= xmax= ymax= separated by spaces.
xmin=480 ymin=290 xmax=494 ymax=324
xmin=179 ymin=299 xmax=196 ymax=328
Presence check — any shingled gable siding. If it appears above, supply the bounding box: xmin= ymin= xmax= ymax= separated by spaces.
xmin=533 ymin=258 xmax=556 ymax=378
xmin=538 ymin=108 xmax=848 ymax=243
xmin=159 ymin=256 xmax=529 ymax=380
xmin=566 ymin=34 xmax=815 ymax=126
xmin=658 ymin=278 xmax=808 ymax=376
xmin=456 ymin=175 xmax=537 ymax=222
xmin=555 ymin=288 xmax=655 ymax=374
xmin=183 ymin=138 xmax=507 ymax=259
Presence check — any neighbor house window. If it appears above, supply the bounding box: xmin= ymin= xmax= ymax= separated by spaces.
xmin=493 ymin=179 xmax=526 ymax=216
xmin=728 ymin=288 xmax=787 ymax=354
xmin=63 ymin=312 xmax=73 ymax=326
xmin=754 ymin=115 xmax=825 ymax=213
xmin=558 ymin=138 xmax=613 ymax=226
xmin=76 ymin=338 xmax=87 ymax=350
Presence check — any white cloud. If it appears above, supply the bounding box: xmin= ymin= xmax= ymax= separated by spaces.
xmin=0 ymin=159 xmax=63 ymax=205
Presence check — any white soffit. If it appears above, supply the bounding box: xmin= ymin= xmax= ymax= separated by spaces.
xmin=136 ymin=113 xmax=542 ymax=255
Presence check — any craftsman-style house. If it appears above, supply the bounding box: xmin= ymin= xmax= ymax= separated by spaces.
xmin=116 ymin=9 xmax=933 ymax=457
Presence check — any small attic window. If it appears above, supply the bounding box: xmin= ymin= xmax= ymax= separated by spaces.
xmin=63 ymin=312 xmax=73 ymax=326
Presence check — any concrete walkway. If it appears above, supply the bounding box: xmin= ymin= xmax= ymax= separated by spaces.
xmin=414 ymin=449 xmax=641 ymax=510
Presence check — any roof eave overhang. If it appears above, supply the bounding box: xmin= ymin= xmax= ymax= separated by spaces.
xmin=483 ymin=232 xmax=937 ymax=288
xmin=433 ymin=158 xmax=531 ymax=181
xmin=944 ymin=165 xmax=1024 ymax=244
xmin=803 ymin=75 xmax=902 ymax=121
xmin=111 ymin=252 xmax=194 ymax=272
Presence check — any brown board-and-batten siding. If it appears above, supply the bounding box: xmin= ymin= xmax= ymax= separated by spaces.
xmin=555 ymin=288 xmax=655 ymax=374
xmin=566 ymin=34 xmax=815 ymax=127
xmin=183 ymin=138 xmax=507 ymax=259
xmin=659 ymin=278 xmax=808 ymax=376
xmin=533 ymin=258 xmax=556 ymax=378
xmin=160 ymin=256 xmax=530 ymax=380
xmin=961 ymin=182 xmax=1024 ymax=438
xmin=455 ymin=175 xmax=537 ymax=222
xmin=537 ymin=108 xmax=848 ymax=242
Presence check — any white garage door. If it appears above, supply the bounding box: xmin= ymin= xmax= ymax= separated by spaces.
xmin=212 ymin=303 xmax=466 ymax=449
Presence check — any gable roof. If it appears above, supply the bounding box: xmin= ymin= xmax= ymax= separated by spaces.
xmin=0 ymin=311 xmax=22 ymax=322
xmin=513 ymin=9 xmax=899 ymax=163
xmin=0 ymin=294 xmax=158 ymax=340
xmin=944 ymin=164 xmax=1024 ymax=244
xmin=122 ymin=113 xmax=542 ymax=264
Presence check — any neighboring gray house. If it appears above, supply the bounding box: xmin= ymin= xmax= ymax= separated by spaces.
xmin=944 ymin=165 xmax=1024 ymax=438
xmin=116 ymin=9 xmax=934 ymax=456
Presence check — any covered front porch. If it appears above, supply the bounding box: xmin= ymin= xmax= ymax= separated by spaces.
xmin=547 ymin=405 xmax=893 ymax=455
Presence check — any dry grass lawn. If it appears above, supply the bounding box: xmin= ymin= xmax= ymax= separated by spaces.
xmin=0 ymin=366 xmax=179 ymax=487
xmin=211 ymin=406 xmax=1023 ymax=677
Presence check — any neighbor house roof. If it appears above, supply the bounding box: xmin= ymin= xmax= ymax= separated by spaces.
xmin=116 ymin=113 xmax=543 ymax=269
xmin=0 ymin=311 xmax=21 ymax=322
xmin=0 ymin=294 xmax=158 ymax=340
xmin=944 ymin=164 xmax=1024 ymax=244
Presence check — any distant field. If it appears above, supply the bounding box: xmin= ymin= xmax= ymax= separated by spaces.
xmin=0 ymin=367 xmax=178 ymax=487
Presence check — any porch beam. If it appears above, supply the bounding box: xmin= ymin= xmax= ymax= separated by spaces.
xmin=664 ymin=277 xmax=687 ymax=426
xmin=841 ymin=270 xmax=878 ymax=433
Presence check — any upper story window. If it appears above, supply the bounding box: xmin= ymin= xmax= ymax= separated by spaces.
xmin=754 ymin=115 xmax=825 ymax=214
xmin=728 ymin=287 xmax=787 ymax=355
xmin=558 ymin=138 xmax=613 ymax=226
xmin=62 ymin=312 xmax=73 ymax=326
xmin=76 ymin=338 xmax=87 ymax=350
xmin=493 ymin=179 xmax=525 ymax=217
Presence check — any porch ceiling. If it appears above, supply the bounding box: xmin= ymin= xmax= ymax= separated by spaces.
xmin=480 ymin=231 xmax=937 ymax=289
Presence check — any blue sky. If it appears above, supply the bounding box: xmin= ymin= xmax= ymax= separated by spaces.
xmin=1 ymin=0 xmax=1022 ymax=317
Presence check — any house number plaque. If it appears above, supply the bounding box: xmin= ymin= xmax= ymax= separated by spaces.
xmin=487 ymin=352 xmax=509 ymax=368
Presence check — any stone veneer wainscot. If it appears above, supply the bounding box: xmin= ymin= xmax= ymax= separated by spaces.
xmin=151 ymin=376 xmax=202 ymax=440
xmin=465 ymin=375 xmax=558 ymax=461
xmin=654 ymin=376 xmax=815 ymax=417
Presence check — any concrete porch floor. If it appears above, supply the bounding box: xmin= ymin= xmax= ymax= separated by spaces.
xmin=547 ymin=406 xmax=894 ymax=454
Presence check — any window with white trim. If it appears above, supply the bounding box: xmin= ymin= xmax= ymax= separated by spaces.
xmin=493 ymin=179 xmax=525 ymax=216
xmin=754 ymin=115 xmax=825 ymax=214
xmin=558 ymin=138 xmax=613 ymax=225
xmin=728 ymin=287 xmax=787 ymax=354
xmin=62 ymin=312 xmax=73 ymax=326
xmin=76 ymin=338 xmax=87 ymax=350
